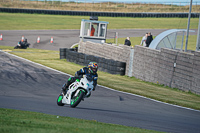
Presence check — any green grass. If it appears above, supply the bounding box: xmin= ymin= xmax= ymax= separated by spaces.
xmin=0 ymin=13 xmax=199 ymax=30
xmin=1 ymin=46 xmax=200 ymax=111
xmin=0 ymin=108 xmax=163 ymax=133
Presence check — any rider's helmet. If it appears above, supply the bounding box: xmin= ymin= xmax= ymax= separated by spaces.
xmin=88 ymin=62 xmax=98 ymax=74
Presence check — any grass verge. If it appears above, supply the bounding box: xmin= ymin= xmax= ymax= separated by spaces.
xmin=0 ymin=13 xmax=199 ymax=30
xmin=1 ymin=45 xmax=200 ymax=111
xmin=1 ymin=1 xmax=200 ymax=13
xmin=0 ymin=108 xmax=163 ymax=133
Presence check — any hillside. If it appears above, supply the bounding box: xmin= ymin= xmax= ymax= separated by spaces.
xmin=1 ymin=1 xmax=200 ymax=13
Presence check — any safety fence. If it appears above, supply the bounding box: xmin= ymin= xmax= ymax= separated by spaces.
xmin=0 ymin=7 xmax=199 ymax=18
xmin=60 ymin=48 xmax=126 ymax=75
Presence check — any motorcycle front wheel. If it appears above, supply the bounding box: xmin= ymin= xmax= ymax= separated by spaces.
xmin=70 ymin=90 xmax=85 ymax=108
xmin=57 ymin=94 xmax=64 ymax=106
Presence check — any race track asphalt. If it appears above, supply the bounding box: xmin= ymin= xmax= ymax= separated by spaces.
xmin=0 ymin=29 xmax=197 ymax=51
xmin=0 ymin=51 xmax=200 ymax=133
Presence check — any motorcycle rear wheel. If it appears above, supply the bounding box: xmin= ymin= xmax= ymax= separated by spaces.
xmin=70 ymin=90 xmax=85 ymax=108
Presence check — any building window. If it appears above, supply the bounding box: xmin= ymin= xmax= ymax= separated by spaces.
xmin=100 ymin=24 xmax=106 ymax=37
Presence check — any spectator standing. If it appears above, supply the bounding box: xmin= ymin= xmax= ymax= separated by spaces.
xmin=140 ymin=33 xmax=148 ymax=47
xmin=90 ymin=25 xmax=95 ymax=36
xmin=146 ymin=32 xmax=153 ymax=47
xmin=124 ymin=37 xmax=131 ymax=46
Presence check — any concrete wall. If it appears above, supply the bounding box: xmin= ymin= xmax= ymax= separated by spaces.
xmin=133 ymin=45 xmax=200 ymax=94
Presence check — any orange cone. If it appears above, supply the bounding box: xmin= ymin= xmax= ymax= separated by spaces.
xmin=21 ymin=36 xmax=25 ymax=42
xmin=0 ymin=34 xmax=2 ymax=41
xmin=50 ymin=37 xmax=53 ymax=43
xmin=37 ymin=36 xmax=40 ymax=43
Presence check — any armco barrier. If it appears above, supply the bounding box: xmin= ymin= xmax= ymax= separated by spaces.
xmin=0 ymin=7 xmax=199 ymax=18
xmin=60 ymin=48 xmax=126 ymax=75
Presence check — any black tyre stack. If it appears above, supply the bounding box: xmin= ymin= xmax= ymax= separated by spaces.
xmin=60 ymin=48 xmax=126 ymax=76
xmin=60 ymin=48 xmax=66 ymax=59
xmin=78 ymin=53 xmax=85 ymax=66
xmin=99 ymin=58 xmax=126 ymax=75
xmin=1 ymin=8 xmax=199 ymax=18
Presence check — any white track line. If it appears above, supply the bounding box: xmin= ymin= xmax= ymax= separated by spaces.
xmin=1 ymin=50 xmax=200 ymax=113
xmin=70 ymin=43 xmax=79 ymax=48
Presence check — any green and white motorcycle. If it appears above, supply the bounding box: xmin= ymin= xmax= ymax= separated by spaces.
xmin=57 ymin=75 xmax=94 ymax=108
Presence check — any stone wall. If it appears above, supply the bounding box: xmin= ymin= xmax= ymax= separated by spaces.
xmin=133 ymin=45 xmax=200 ymax=94
xmin=191 ymin=52 xmax=200 ymax=93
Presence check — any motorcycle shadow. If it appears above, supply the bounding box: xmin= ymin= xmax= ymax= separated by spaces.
xmin=74 ymin=106 xmax=135 ymax=115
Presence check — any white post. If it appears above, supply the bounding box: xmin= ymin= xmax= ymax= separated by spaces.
xmin=196 ymin=15 xmax=200 ymax=51
xmin=128 ymin=49 xmax=134 ymax=77
xmin=115 ymin=32 xmax=118 ymax=45
xmin=185 ymin=0 xmax=193 ymax=52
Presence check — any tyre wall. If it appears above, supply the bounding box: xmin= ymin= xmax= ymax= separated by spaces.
xmin=0 ymin=7 xmax=199 ymax=18
xmin=59 ymin=48 xmax=66 ymax=59
xmin=59 ymin=48 xmax=126 ymax=75
xmin=133 ymin=45 xmax=200 ymax=94
xmin=78 ymin=41 xmax=131 ymax=75
xmin=60 ymin=48 xmax=77 ymax=59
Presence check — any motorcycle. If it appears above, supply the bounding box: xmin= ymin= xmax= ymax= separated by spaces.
xmin=14 ymin=39 xmax=30 ymax=49
xmin=57 ymin=75 xmax=94 ymax=108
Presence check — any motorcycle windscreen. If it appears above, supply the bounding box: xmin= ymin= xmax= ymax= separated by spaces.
xmin=85 ymin=74 xmax=93 ymax=82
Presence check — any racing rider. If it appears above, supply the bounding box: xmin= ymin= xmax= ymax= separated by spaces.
xmin=61 ymin=62 xmax=98 ymax=96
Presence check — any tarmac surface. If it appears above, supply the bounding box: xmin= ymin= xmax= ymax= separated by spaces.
xmin=0 ymin=29 xmax=197 ymax=51
xmin=0 ymin=29 xmax=200 ymax=133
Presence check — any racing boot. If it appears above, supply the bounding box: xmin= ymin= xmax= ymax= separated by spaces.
xmin=61 ymin=77 xmax=73 ymax=94
xmin=85 ymin=92 xmax=91 ymax=98
xmin=61 ymin=83 xmax=69 ymax=95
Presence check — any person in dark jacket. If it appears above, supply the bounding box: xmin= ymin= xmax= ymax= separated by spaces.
xmin=124 ymin=37 xmax=131 ymax=46
xmin=62 ymin=62 xmax=98 ymax=96
xmin=14 ymin=38 xmax=30 ymax=49
xmin=146 ymin=32 xmax=153 ymax=47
